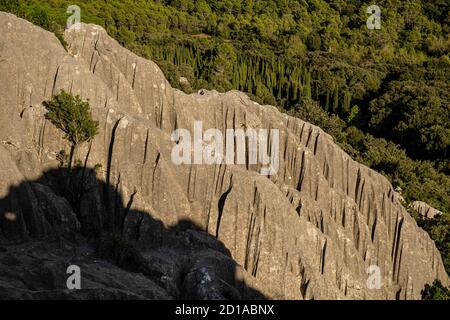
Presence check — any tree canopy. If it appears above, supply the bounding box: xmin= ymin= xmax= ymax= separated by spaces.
xmin=43 ymin=90 xmax=98 ymax=170
xmin=44 ymin=90 xmax=98 ymax=147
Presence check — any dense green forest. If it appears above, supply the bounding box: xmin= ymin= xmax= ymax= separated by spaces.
xmin=1 ymin=0 xmax=449 ymax=277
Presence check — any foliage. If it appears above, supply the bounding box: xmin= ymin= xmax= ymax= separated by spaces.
xmin=2 ymin=0 xmax=447 ymax=163
xmin=44 ymin=90 xmax=98 ymax=148
xmin=415 ymin=213 xmax=450 ymax=274
xmin=369 ymin=79 xmax=450 ymax=159
xmin=56 ymin=149 xmax=69 ymax=167
xmin=422 ymin=280 xmax=450 ymax=300
xmin=43 ymin=90 xmax=99 ymax=217
xmin=0 ymin=0 xmax=68 ymax=48
xmin=43 ymin=90 xmax=98 ymax=169
xmin=288 ymin=99 xmax=347 ymax=142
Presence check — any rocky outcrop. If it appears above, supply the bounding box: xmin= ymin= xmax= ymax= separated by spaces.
xmin=0 ymin=215 xmax=263 ymax=300
xmin=0 ymin=12 xmax=448 ymax=299
xmin=410 ymin=201 xmax=442 ymax=219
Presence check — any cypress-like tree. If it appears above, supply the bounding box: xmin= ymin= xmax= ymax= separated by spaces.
xmin=325 ymin=90 xmax=330 ymax=112
xmin=332 ymin=86 xmax=339 ymax=113
xmin=304 ymin=71 xmax=312 ymax=99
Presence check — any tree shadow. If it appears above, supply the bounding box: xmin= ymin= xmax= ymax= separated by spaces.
xmin=0 ymin=166 xmax=266 ymax=300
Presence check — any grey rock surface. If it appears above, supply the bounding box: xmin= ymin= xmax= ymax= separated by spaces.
xmin=409 ymin=201 xmax=442 ymax=219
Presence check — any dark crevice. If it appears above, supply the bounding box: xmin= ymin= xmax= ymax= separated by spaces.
xmin=216 ymin=175 xmax=233 ymax=238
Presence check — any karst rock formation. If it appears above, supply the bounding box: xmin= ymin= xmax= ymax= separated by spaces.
xmin=410 ymin=201 xmax=442 ymax=219
xmin=0 ymin=13 xmax=448 ymax=300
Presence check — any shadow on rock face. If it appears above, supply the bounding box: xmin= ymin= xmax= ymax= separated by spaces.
xmin=0 ymin=166 xmax=266 ymax=300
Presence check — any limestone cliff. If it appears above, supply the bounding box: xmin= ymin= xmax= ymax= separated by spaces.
xmin=410 ymin=201 xmax=442 ymax=219
xmin=0 ymin=12 xmax=448 ymax=299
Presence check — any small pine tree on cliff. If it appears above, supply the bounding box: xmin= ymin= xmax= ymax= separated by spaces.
xmin=43 ymin=90 xmax=98 ymax=171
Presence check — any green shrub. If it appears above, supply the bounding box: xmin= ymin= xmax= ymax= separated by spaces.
xmin=44 ymin=90 xmax=98 ymax=171
xmin=422 ymin=280 xmax=450 ymax=300
xmin=416 ymin=213 xmax=450 ymax=274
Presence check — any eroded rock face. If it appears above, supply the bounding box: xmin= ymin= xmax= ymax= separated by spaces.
xmin=410 ymin=201 xmax=442 ymax=219
xmin=0 ymin=12 xmax=448 ymax=299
